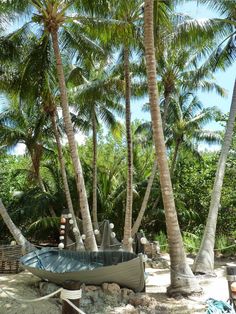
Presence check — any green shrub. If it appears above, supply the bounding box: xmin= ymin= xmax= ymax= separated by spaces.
xmin=154 ymin=231 xmax=168 ymax=253
xmin=215 ymin=234 xmax=236 ymax=256
xmin=183 ymin=231 xmax=201 ymax=254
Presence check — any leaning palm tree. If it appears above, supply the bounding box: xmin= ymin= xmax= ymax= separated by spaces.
xmin=191 ymin=0 xmax=236 ymax=274
xmin=0 ymin=199 xmax=34 ymax=254
xmin=144 ymin=0 xmax=201 ymax=295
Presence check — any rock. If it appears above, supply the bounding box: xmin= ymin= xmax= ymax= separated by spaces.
xmin=121 ymin=288 xmax=135 ymax=303
xmin=102 ymin=282 xmax=121 ymax=296
xmin=123 ymin=304 xmax=139 ymax=313
xmin=84 ymin=285 xmax=100 ymax=292
xmin=129 ymin=294 xmax=158 ymax=309
xmin=38 ymin=281 xmax=60 ymax=297
xmin=81 ymin=284 xmax=103 ymax=306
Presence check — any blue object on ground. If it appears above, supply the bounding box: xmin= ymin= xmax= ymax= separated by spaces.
xmin=206 ymin=298 xmax=236 ymax=314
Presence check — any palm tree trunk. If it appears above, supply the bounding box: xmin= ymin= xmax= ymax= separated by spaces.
xmin=50 ymin=112 xmax=84 ymax=251
xmin=162 ymin=92 xmax=171 ymax=130
xmin=123 ymin=45 xmax=133 ymax=252
xmin=0 ymin=199 xmax=34 ymax=254
xmin=193 ymin=78 xmax=236 ymax=274
xmin=29 ymin=149 xmax=46 ymax=192
xmin=50 ymin=29 xmax=97 ymax=251
xmin=29 ymin=148 xmax=57 ymax=217
xmin=131 ymin=158 xmax=158 ymax=237
xmin=170 ymin=140 xmax=181 ymax=176
xmin=144 ymin=0 xmax=201 ymax=296
xmin=92 ymin=109 xmax=99 ymax=230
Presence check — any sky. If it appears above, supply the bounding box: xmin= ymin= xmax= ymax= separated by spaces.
xmin=1 ymin=1 xmax=235 ymax=154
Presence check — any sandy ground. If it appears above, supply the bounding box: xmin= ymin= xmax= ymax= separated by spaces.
xmin=0 ymin=257 xmax=233 ymax=314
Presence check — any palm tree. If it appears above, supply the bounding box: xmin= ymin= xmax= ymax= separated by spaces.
xmin=69 ymin=60 xmax=124 ymax=230
xmin=166 ymin=92 xmax=221 ymax=175
xmin=192 ymin=0 xmax=236 ymax=274
xmin=0 ymin=199 xmax=34 ymax=254
xmin=107 ymin=1 xmax=144 ymax=251
xmin=1 ymin=0 xmax=112 ymax=250
xmin=0 ymin=105 xmax=50 ymax=190
xmin=1 ymin=28 xmax=86 ymax=249
xmin=144 ymin=0 xmax=201 ymax=295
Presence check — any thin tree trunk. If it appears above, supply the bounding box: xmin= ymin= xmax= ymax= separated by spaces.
xmin=193 ymin=78 xmax=236 ymax=274
xmin=92 ymin=110 xmax=99 ymax=230
xmin=170 ymin=140 xmax=181 ymax=176
xmin=51 ymin=29 xmax=97 ymax=251
xmin=0 ymin=199 xmax=34 ymax=254
xmin=50 ymin=112 xmax=84 ymax=251
xmin=144 ymin=0 xmax=201 ymax=296
xmin=162 ymin=92 xmax=171 ymax=131
xmin=123 ymin=46 xmax=133 ymax=252
xmin=131 ymin=159 xmax=158 ymax=237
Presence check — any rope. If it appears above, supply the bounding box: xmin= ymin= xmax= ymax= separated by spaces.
xmin=65 ymin=299 xmax=86 ymax=314
xmin=60 ymin=288 xmax=82 ymax=300
xmin=170 ymin=267 xmax=196 ymax=279
xmin=0 ymin=286 xmax=86 ymax=314
xmin=0 ymin=286 xmax=62 ymax=302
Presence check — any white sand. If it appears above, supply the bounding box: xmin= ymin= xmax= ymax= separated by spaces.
xmin=0 ymin=261 xmax=232 ymax=314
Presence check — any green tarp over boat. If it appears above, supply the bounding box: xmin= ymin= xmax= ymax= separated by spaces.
xmin=20 ymin=248 xmax=145 ymax=292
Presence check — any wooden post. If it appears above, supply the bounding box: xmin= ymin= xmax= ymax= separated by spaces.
xmin=62 ymin=281 xmax=81 ymax=314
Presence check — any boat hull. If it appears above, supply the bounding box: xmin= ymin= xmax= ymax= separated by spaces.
xmin=20 ymin=248 xmax=145 ymax=292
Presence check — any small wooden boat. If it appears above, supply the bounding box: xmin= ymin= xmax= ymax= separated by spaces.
xmin=20 ymin=248 xmax=145 ymax=292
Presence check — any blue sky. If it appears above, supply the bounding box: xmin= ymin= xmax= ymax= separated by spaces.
xmin=131 ymin=1 xmax=236 ymax=132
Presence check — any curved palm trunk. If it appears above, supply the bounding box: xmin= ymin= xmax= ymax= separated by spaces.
xmin=131 ymin=158 xmax=158 ymax=236
xmin=51 ymin=29 xmax=97 ymax=251
xmin=29 ymin=147 xmax=45 ymax=192
xmin=0 ymin=199 xmax=34 ymax=254
xmin=123 ymin=46 xmax=133 ymax=252
xmin=92 ymin=110 xmax=99 ymax=230
xmin=193 ymin=78 xmax=236 ymax=274
xmin=29 ymin=147 xmax=57 ymax=217
xmin=144 ymin=0 xmax=201 ymax=296
xmin=50 ymin=112 xmax=84 ymax=251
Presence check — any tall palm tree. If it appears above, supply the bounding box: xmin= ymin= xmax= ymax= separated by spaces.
xmin=0 ymin=0 xmax=112 ymax=250
xmin=144 ymin=0 xmax=201 ymax=295
xmin=131 ymin=13 xmax=225 ymax=236
xmin=191 ymin=0 xmax=236 ymax=274
xmin=69 ymin=60 xmax=124 ymax=230
xmin=0 ymin=29 xmax=86 ymax=249
xmin=107 ymin=0 xmax=144 ymax=251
